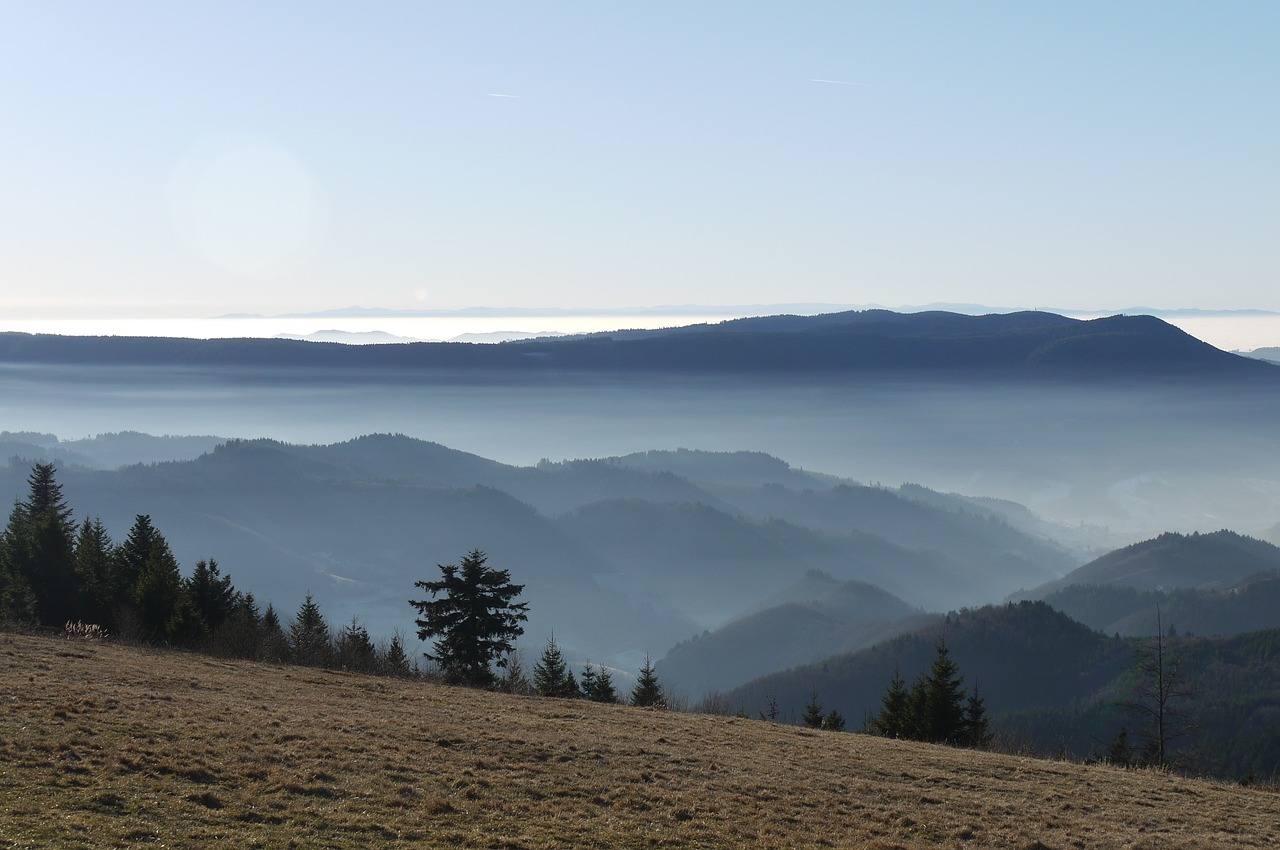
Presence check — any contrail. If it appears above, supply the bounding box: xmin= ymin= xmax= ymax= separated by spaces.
xmin=809 ymin=78 xmax=868 ymax=87
xmin=487 ymin=93 xmax=522 ymax=98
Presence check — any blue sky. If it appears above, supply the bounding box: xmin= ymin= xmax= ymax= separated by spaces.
xmin=2 ymin=1 xmax=1278 ymax=317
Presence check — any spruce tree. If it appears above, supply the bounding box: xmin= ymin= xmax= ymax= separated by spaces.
xmin=336 ymin=617 xmax=377 ymax=672
xmin=920 ymin=640 xmax=967 ymax=743
xmin=631 ymin=654 xmax=664 ymax=708
xmin=803 ymin=690 xmax=825 ymax=729
xmin=409 ymin=549 xmax=528 ymax=688
xmin=534 ymin=634 xmax=579 ymax=697
xmin=962 ymin=682 xmax=991 ymax=748
xmin=381 ymin=633 xmax=412 ymax=677
xmin=73 ymin=518 xmax=115 ymax=627
xmin=115 ymin=515 xmax=184 ymax=642
xmin=184 ymin=558 xmax=236 ymax=639
xmin=581 ymin=662 xmax=619 ymax=703
xmin=4 ymin=464 xmax=79 ymax=626
xmin=260 ymin=603 xmax=290 ymax=662
xmin=289 ymin=593 xmax=332 ymax=667
xmin=870 ymin=667 xmax=911 ymax=738
xmin=822 ymin=709 xmax=846 ymax=732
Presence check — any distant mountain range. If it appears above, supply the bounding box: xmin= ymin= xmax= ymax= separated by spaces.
xmin=1 ymin=310 xmax=1273 ymax=378
xmin=0 ymin=434 xmax=1073 ymax=667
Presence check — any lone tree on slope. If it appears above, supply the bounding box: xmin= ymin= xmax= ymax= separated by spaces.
xmin=409 ymin=549 xmax=529 ymax=688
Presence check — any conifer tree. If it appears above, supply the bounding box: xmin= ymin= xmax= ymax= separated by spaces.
xmin=822 ymin=709 xmax=846 ymax=732
xmin=3 ymin=464 xmax=79 ymax=626
xmin=580 ymin=662 xmax=619 ymax=703
xmin=534 ymin=634 xmax=578 ymax=697
xmin=73 ymin=517 xmax=115 ymax=626
xmin=116 ymin=515 xmax=184 ymax=642
xmin=963 ymin=682 xmax=991 ymax=748
xmin=335 ymin=617 xmax=377 ymax=672
xmin=920 ymin=639 xmax=967 ymax=743
xmin=260 ymin=603 xmax=290 ymax=662
xmin=803 ymin=690 xmax=825 ymax=729
xmin=289 ymin=593 xmax=332 ymax=667
xmin=409 ymin=549 xmax=528 ymax=688
xmin=184 ymin=558 xmax=236 ymax=639
xmin=381 ymin=633 xmax=412 ymax=677
xmin=870 ymin=667 xmax=911 ymax=738
xmin=631 ymin=654 xmax=664 ymax=708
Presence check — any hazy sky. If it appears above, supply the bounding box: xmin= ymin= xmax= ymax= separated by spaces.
xmin=3 ymin=2 xmax=1278 ymax=318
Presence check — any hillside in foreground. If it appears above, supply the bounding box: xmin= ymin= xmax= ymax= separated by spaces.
xmin=3 ymin=633 xmax=1278 ymax=849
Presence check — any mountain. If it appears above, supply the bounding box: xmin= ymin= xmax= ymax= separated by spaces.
xmin=1041 ymin=573 xmax=1280 ymax=637
xmin=1 ymin=310 xmax=1271 ymax=377
xmin=657 ymin=570 xmax=931 ymax=696
xmin=721 ymin=601 xmax=1280 ymax=778
xmin=0 ymin=435 xmax=1070 ymax=666
xmin=723 ymin=602 xmax=1129 ymax=724
xmin=1025 ymin=530 xmax=1280 ymax=596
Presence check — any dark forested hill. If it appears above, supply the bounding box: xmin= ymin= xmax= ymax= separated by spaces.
xmin=0 ymin=310 xmax=1272 ymax=377
xmin=1027 ymin=530 xmax=1280 ymax=595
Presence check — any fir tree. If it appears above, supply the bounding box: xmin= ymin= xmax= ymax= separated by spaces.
xmin=184 ymin=558 xmax=236 ymax=639
xmin=533 ymin=634 xmax=579 ymax=697
xmin=962 ymin=682 xmax=991 ymax=748
xmin=116 ymin=515 xmax=184 ymax=642
xmin=73 ymin=517 xmax=115 ymax=626
xmin=381 ymin=633 xmax=412 ymax=677
xmin=260 ymin=603 xmax=290 ymax=662
xmin=803 ymin=690 xmax=825 ymax=729
xmin=408 ymin=549 xmax=528 ymax=688
xmin=3 ymin=464 xmax=79 ymax=626
xmin=870 ymin=667 xmax=911 ymax=738
xmin=631 ymin=654 xmax=664 ymax=708
xmin=289 ymin=593 xmax=332 ymax=667
xmin=920 ymin=639 xmax=967 ymax=743
xmin=581 ymin=662 xmax=619 ymax=703
xmin=335 ymin=617 xmax=377 ymax=672
xmin=822 ymin=709 xmax=846 ymax=732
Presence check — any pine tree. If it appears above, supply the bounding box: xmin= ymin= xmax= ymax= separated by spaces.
xmin=335 ymin=617 xmax=377 ymax=672
xmin=870 ymin=667 xmax=911 ymax=738
xmin=581 ymin=662 xmax=619 ymax=703
xmin=3 ymin=464 xmax=79 ymax=626
xmin=631 ymin=654 xmax=664 ymax=708
xmin=962 ymin=682 xmax=991 ymax=748
xmin=920 ymin=639 xmax=967 ymax=743
xmin=184 ymin=558 xmax=237 ymax=639
xmin=803 ymin=690 xmax=825 ymax=729
xmin=533 ymin=634 xmax=579 ymax=697
xmin=822 ymin=709 xmax=846 ymax=732
xmin=73 ymin=517 xmax=115 ymax=627
xmin=381 ymin=633 xmax=412 ymax=677
xmin=408 ymin=549 xmax=529 ymax=688
xmin=260 ymin=603 xmax=290 ymax=662
xmin=115 ymin=515 xmax=184 ymax=642
xmin=289 ymin=593 xmax=332 ymax=667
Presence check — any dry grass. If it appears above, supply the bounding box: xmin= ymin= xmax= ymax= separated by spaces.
xmin=2 ymin=632 xmax=1277 ymax=849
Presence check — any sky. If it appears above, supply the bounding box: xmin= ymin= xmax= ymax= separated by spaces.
xmin=2 ymin=1 xmax=1278 ymax=319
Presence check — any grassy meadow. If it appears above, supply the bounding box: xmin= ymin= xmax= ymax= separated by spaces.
xmin=2 ymin=631 xmax=1277 ymax=849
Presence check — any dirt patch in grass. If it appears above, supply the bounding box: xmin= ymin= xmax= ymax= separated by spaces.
xmin=2 ymin=631 xmax=1278 ymax=848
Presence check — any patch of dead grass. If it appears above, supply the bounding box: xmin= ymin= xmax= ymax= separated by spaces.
xmin=1 ymin=632 xmax=1278 ymax=848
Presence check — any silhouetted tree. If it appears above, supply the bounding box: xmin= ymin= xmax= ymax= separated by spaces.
xmin=184 ymin=558 xmax=236 ymax=640
xmin=580 ymin=662 xmax=619 ymax=703
xmin=1126 ymin=606 xmax=1195 ymax=767
xmin=116 ymin=515 xmax=184 ymax=642
xmin=962 ymin=682 xmax=991 ymax=748
xmin=1 ymin=464 xmax=79 ymax=626
xmin=408 ymin=549 xmax=528 ymax=688
xmin=869 ymin=667 xmax=911 ymax=738
xmin=260 ymin=602 xmax=290 ymax=662
xmin=631 ymin=654 xmax=664 ymax=707
xmin=381 ymin=632 xmax=412 ymax=677
xmin=822 ymin=709 xmax=846 ymax=732
xmin=335 ymin=617 xmax=377 ymax=672
xmin=73 ymin=518 xmax=115 ymax=626
xmin=919 ymin=639 xmax=967 ymax=743
xmin=803 ymin=690 xmax=825 ymax=729
xmin=533 ymin=634 xmax=578 ymax=697
xmin=289 ymin=593 xmax=332 ymax=667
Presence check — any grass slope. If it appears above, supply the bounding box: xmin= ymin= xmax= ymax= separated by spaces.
xmin=3 ymin=633 xmax=1278 ymax=849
